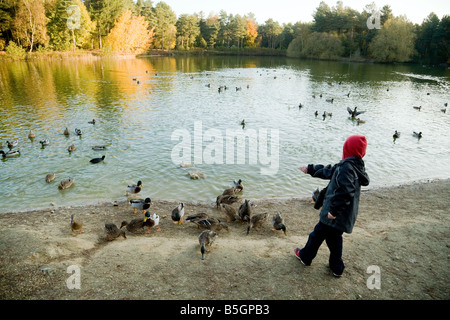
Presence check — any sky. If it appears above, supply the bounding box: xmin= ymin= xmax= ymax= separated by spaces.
xmin=160 ymin=0 xmax=450 ymax=25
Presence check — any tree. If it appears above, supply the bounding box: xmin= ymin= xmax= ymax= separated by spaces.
xmin=84 ymin=0 xmax=134 ymax=49
xmin=176 ymin=13 xmax=199 ymax=50
xmin=258 ymin=19 xmax=282 ymax=49
xmin=46 ymin=0 xmax=95 ymax=51
xmin=368 ymin=16 xmax=416 ymax=62
xmin=12 ymin=0 xmax=49 ymax=52
xmin=199 ymin=12 xmax=219 ymax=48
xmin=0 ymin=0 xmax=14 ymax=49
xmin=293 ymin=31 xmax=344 ymax=59
xmin=244 ymin=17 xmax=258 ymax=47
xmin=151 ymin=1 xmax=176 ymax=50
xmin=104 ymin=9 xmax=153 ymax=54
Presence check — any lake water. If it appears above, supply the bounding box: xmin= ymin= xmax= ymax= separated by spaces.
xmin=1 ymin=56 xmax=449 ymax=213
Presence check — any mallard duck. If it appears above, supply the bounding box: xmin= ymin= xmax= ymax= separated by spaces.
xmin=68 ymin=144 xmax=76 ymax=152
xmin=92 ymin=145 xmax=107 ymax=150
xmin=272 ymin=212 xmax=286 ymax=235
xmin=314 ymin=110 xmax=319 ymax=117
xmin=356 ymin=118 xmax=365 ymax=125
xmin=233 ymin=179 xmax=244 ymax=192
xmin=413 ymin=106 xmax=422 ymax=111
xmin=441 ymin=108 xmax=447 ymax=113
xmin=171 ymin=203 xmax=185 ymax=224
xmin=185 ymin=212 xmax=209 ymax=222
xmin=105 ymin=222 xmax=126 ymax=241
xmin=70 ymin=214 xmax=83 ymax=236
xmin=58 ymin=177 xmax=74 ymax=190
xmin=326 ymin=98 xmax=334 ymax=103
xmin=28 ymin=130 xmax=35 ymax=139
xmin=39 ymin=139 xmax=50 ymax=147
xmin=238 ymin=199 xmax=252 ymax=222
xmin=241 ymin=119 xmax=246 ymax=127
xmin=74 ymin=128 xmax=82 ymax=136
xmin=6 ymin=140 xmax=18 ymax=148
xmin=45 ymin=172 xmax=55 ymax=183
xmin=347 ymin=107 xmax=365 ymax=118
xmin=222 ymin=186 xmax=237 ymax=196
xmin=246 ymin=212 xmax=268 ymax=235
xmin=216 ymin=194 xmax=239 ymax=208
xmin=63 ymin=127 xmax=70 ymax=135
xmin=413 ymin=131 xmax=423 ymax=139
xmin=190 ymin=217 xmax=229 ymax=232
xmin=88 ymin=119 xmax=96 ymax=124
xmin=393 ymin=130 xmax=400 ymax=140
xmin=0 ymin=149 xmax=20 ymax=158
xmin=199 ymin=230 xmax=217 ymax=260
xmin=90 ymin=155 xmax=105 ymax=163
xmin=220 ymin=203 xmax=239 ymax=222
xmin=130 ymin=197 xmax=152 ymax=214
xmin=126 ymin=180 xmax=143 ymax=197
xmin=148 ymin=212 xmax=161 ymax=232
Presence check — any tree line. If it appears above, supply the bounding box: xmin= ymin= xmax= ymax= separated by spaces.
xmin=0 ymin=0 xmax=448 ymax=65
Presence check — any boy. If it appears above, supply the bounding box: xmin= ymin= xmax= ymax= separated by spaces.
xmin=295 ymin=135 xmax=370 ymax=277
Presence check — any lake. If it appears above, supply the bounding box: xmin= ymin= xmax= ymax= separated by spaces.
xmin=0 ymin=55 xmax=449 ymax=213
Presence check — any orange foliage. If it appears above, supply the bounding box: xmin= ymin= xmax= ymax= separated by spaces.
xmin=105 ymin=10 xmax=154 ymax=54
xmin=245 ymin=19 xmax=258 ymax=47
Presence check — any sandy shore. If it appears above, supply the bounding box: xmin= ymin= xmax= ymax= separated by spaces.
xmin=0 ymin=179 xmax=448 ymax=301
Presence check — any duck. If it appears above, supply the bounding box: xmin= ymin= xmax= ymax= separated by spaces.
xmin=63 ymin=127 xmax=70 ymax=135
xmin=233 ymin=179 xmax=244 ymax=192
xmin=67 ymin=144 xmax=76 ymax=152
xmin=356 ymin=118 xmax=365 ymax=125
xmin=413 ymin=106 xmax=422 ymax=111
xmin=199 ymin=230 xmax=218 ymax=260
xmin=105 ymin=222 xmax=126 ymax=241
xmin=272 ymin=212 xmax=286 ymax=235
xmin=220 ymin=203 xmax=239 ymax=222
xmin=314 ymin=110 xmax=319 ymax=117
xmin=241 ymin=119 xmax=246 ymax=127
xmin=70 ymin=214 xmax=83 ymax=236
xmin=130 ymin=197 xmax=152 ymax=214
xmin=58 ymin=177 xmax=74 ymax=190
xmin=185 ymin=212 xmax=209 ymax=222
xmin=190 ymin=217 xmax=229 ymax=232
xmin=222 ymin=186 xmax=237 ymax=196
xmin=45 ymin=172 xmax=55 ymax=183
xmin=347 ymin=107 xmax=365 ymax=118
xmin=238 ymin=199 xmax=252 ymax=223
xmin=39 ymin=139 xmax=50 ymax=147
xmin=413 ymin=131 xmax=423 ymax=139
xmin=92 ymin=145 xmax=107 ymax=150
xmin=216 ymin=194 xmax=239 ymax=208
xmin=326 ymin=98 xmax=334 ymax=103
xmin=126 ymin=180 xmax=143 ymax=197
xmin=90 ymin=155 xmax=105 ymax=163
xmin=246 ymin=212 xmax=268 ymax=235
xmin=121 ymin=211 xmax=156 ymax=234
xmin=6 ymin=140 xmax=18 ymax=148
xmin=441 ymin=108 xmax=447 ymax=113
xmin=28 ymin=130 xmax=35 ymax=139
xmin=393 ymin=130 xmax=401 ymax=140
xmin=0 ymin=149 xmax=20 ymax=158
xmin=88 ymin=119 xmax=96 ymax=124
xmin=171 ymin=202 xmax=185 ymax=224
xmin=74 ymin=128 xmax=82 ymax=136
xmin=311 ymin=188 xmax=320 ymax=203
xmin=149 ymin=212 xmax=161 ymax=232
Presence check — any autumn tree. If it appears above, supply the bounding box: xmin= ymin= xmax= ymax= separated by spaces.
xmin=368 ymin=16 xmax=416 ymax=62
xmin=104 ymin=9 xmax=153 ymax=54
xmin=12 ymin=0 xmax=49 ymax=51
xmin=244 ymin=17 xmax=258 ymax=47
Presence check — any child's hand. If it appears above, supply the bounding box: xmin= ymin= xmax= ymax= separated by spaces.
xmin=299 ymin=166 xmax=308 ymax=174
xmin=327 ymin=212 xmax=336 ymax=219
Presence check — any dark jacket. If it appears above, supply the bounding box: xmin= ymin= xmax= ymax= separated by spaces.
xmin=307 ymin=156 xmax=370 ymax=233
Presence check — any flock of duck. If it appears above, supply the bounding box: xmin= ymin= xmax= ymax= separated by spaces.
xmin=70 ymin=178 xmax=287 ymax=260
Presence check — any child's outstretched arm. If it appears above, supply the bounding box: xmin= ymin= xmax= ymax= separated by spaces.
xmin=299 ymin=164 xmax=336 ymax=180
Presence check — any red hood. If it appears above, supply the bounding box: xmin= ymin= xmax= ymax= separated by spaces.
xmin=342 ymin=135 xmax=367 ymax=160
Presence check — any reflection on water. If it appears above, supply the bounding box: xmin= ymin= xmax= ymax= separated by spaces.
xmin=1 ymin=56 xmax=449 ymax=213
